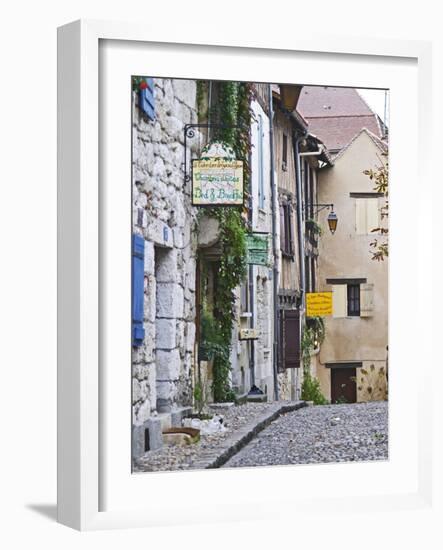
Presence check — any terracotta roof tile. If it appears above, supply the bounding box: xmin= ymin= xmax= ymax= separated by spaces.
xmin=297 ymin=86 xmax=384 ymax=152
xmin=297 ymin=86 xmax=373 ymax=118
xmin=306 ymin=115 xmax=382 ymax=152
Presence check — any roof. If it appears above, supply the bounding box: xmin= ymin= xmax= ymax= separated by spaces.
xmin=306 ymin=115 xmax=382 ymax=153
xmin=297 ymin=86 xmax=385 ymax=153
xmin=306 ymin=133 xmax=334 ymax=166
xmin=297 ymin=86 xmax=374 ymax=118
xmin=333 ymin=127 xmax=388 ymax=162
xmin=272 ymin=85 xmax=309 ymax=131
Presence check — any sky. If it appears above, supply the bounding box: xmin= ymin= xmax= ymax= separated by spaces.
xmin=357 ymin=88 xmax=390 ymax=127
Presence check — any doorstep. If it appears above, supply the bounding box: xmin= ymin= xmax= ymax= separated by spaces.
xmin=246 ymin=393 xmax=268 ymax=403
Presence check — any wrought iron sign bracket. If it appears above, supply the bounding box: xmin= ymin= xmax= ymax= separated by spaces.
xmin=306 ymin=203 xmax=335 ymax=215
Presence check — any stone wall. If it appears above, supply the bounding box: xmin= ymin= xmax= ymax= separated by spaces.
xmin=278 ymin=369 xmax=295 ymax=401
xmin=255 ymin=270 xmax=273 ymax=393
xmin=132 ymin=78 xmax=198 ymax=429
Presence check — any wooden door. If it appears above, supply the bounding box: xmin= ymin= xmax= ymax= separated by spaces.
xmin=331 ymin=367 xmax=356 ymax=404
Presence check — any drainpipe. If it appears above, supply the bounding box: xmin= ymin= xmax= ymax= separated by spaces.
xmin=293 ymin=130 xmax=309 ymax=399
xmin=299 ymin=147 xmax=323 ymax=157
xmin=268 ymin=85 xmax=280 ymax=401
xmin=248 ymin=266 xmax=256 ymax=390
xmin=248 ymin=135 xmax=256 ymax=392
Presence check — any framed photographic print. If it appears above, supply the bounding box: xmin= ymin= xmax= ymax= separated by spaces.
xmin=57 ymin=19 xmax=434 ymax=531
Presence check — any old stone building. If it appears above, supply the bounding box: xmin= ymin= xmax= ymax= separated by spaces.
xmin=272 ymin=85 xmax=333 ymax=400
xmin=230 ymin=85 xmax=275 ymax=400
xmin=132 ymin=78 xmax=199 ymax=457
xmin=131 ymin=78 xmax=281 ymax=457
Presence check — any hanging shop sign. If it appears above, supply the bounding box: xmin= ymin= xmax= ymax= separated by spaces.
xmin=246 ymin=232 xmax=270 ymax=266
xmin=239 ymin=328 xmax=260 ymax=340
xmin=306 ymin=292 xmax=333 ymax=317
xmin=192 ymin=142 xmax=244 ymax=206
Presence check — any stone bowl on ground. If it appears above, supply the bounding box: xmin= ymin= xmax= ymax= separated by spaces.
xmin=162 ymin=427 xmax=200 ymax=446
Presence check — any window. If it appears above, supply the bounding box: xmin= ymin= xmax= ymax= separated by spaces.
xmin=138 ymin=77 xmax=155 ymax=121
xmin=304 ymin=159 xmax=310 ymax=219
xmin=240 ymin=281 xmax=249 ymax=313
xmin=355 ymin=197 xmax=379 ymax=235
xmin=132 ymin=234 xmax=145 ymax=346
xmin=347 ymin=284 xmax=360 ymax=316
xmin=331 ymin=281 xmax=374 ymax=318
xmin=305 ymin=256 xmax=311 ymax=293
xmin=280 ymin=199 xmax=294 ymax=257
xmin=311 ymin=256 xmax=316 ymax=292
xmin=282 ymin=133 xmax=288 ymax=171
xmin=257 ymin=114 xmax=265 ymax=209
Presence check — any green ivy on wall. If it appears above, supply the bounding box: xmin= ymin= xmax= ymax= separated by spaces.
xmin=198 ymin=80 xmax=253 ymax=402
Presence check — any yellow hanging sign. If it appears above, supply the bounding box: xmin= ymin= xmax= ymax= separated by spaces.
xmin=306 ymin=292 xmax=333 ymax=317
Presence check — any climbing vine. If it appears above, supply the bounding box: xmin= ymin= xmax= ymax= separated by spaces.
xmin=305 ymin=219 xmax=323 ymax=236
xmin=132 ymin=76 xmax=150 ymax=91
xmin=198 ymin=81 xmax=253 ymax=402
xmin=301 ymin=317 xmax=328 ymax=405
xmin=301 ymin=317 xmax=325 ymax=372
xmin=196 ymin=80 xmax=208 ymax=120
xmin=363 ymin=152 xmax=389 ymax=261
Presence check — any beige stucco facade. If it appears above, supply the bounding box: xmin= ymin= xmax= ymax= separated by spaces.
xmin=315 ymin=130 xmax=388 ymax=402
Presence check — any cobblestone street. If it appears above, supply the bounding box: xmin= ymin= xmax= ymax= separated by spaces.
xmin=223 ymin=401 xmax=388 ymax=468
xmin=134 ymin=402 xmax=296 ymax=472
xmin=134 ymin=401 xmax=388 ymax=472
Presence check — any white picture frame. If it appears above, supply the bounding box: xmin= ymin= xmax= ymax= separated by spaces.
xmin=57 ymin=19 xmax=434 ymax=531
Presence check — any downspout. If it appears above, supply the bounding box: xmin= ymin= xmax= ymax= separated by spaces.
xmin=268 ymin=86 xmax=280 ymax=401
xmin=248 ymin=133 xmax=256 ymax=391
xmin=293 ymin=130 xmax=309 ymax=398
xmin=248 ymin=268 xmax=256 ymax=389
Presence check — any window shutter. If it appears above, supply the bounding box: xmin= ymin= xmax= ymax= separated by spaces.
xmin=356 ymin=198 xmax=379 ymax=234
xmin=366 ymin=199 xmax=379 ymax=233
xmin=282 ymin=309 xmax=301 ymax=369
xmin=355 ymin=199 xmax=367 ymax=235
xmin=139 ymin=77 xmax=155 ymax=120
xmin=288 ymin=203 xmax=295 ymax=256
xmin=279 ymin=204 xmax=286 ymax=252
xmin=332 ymin=284 xmax=347 ymax=318
xmin=132 ymin=234 xmax=145 ymax=346
xmin=278 ymin=309 xmax=284 ymax=372
xmin=360 ymin=283 xmax=374 ymax=317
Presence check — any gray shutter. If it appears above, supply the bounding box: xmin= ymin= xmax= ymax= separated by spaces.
xmin=360 ymin=283 xmax=374 ymax=317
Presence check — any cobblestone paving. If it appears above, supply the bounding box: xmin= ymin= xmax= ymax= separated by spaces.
xmin=223 ymin=401 xmax=388 ymax=468
xmin=134 ymin=403 xmax=281 ymax=472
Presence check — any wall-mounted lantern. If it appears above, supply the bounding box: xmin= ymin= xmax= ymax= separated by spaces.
xmin=307 ymin=203 xmax=338 ymax=235
xmin=327 ymin=210 xmax=338 ymax=234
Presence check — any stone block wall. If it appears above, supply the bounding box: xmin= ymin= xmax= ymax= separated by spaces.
xmin=132 ymin=78 xmax=199 ymax=428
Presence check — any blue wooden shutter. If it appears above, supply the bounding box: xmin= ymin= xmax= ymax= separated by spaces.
xmin=139 ymin=77 xmax=155 ymax=120
xmin=132 ymin=234 xmax=145 ymax=346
